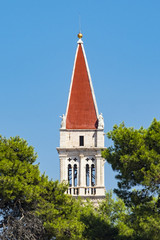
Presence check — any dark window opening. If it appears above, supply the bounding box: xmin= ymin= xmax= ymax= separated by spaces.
xmin=74 ymin=164 xmax=78 ymax=186
xmin=79 ymin=136 xmax=84 ymax=146
xmin=91 ymin=164 xmax=95 ymax=186
xmin=86 ymin=164 xmax=89 ymax=186
xmin=68 ymin=164 xmax=72 ymax=187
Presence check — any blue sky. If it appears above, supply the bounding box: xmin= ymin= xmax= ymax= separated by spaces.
xmin=0 ymin=1 xmax=160 ymax=191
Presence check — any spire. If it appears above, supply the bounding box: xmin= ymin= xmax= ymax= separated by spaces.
xmin=66 ymin=33 xmax=99 ymax=129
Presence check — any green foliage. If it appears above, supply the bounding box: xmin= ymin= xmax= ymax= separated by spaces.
xmin=0 ymin=135 xmax=84 ymax=239
xmin=102 ymin=119 xmax=160 ymax=239
xmin=79 ymin=198 xmax=118 ymax=240
xmin=0 ymin=136 xmax=40 ymax=207
xmin=37 ymin=184 xmax=85 ymax=240
xmin=127 ymin=200 xmax=160 ymax=240
xmin=98 ymin=192 xmax=133 ymax=240
xmin=102 ymin=118 xmax=160 ymax=206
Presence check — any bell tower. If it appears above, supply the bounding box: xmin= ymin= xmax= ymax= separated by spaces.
xmin=57 ymin=33 xmax=105 ymax=200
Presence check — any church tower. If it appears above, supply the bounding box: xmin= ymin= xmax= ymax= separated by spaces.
xmin=57 ymin=33 xmax=105 ymax=200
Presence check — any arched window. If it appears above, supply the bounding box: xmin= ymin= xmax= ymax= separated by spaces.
xmin=74 ymin=164 xmax=78 ymax=186
xmin=86 ymin=164 xmax=89 ymax=186
xmin=68 ymin=164 xmax=72 ymax=187
xmin=91 ymin=164 xmax=95 ymax=186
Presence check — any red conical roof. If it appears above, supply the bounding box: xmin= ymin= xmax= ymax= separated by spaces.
xmin=66 ymin=38 xmax=98 ymax=130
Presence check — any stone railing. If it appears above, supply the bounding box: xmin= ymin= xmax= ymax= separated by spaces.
xmin=67 ymin=187 xmax=79 ymax=196
xmin=67 ymin=187 xmax=96 ymax=196
xmin=85 ymin=187 xmax=96 ymax=195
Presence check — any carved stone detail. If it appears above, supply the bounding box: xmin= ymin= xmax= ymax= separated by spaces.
xmin=98 ymin=113 xmax=104 ymax=129
xmin=60 ymin=114 xmax=66 ymax=129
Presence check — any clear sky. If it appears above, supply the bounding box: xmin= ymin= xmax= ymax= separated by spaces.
xmin=0 ymin=1 xmax=160 ymax=191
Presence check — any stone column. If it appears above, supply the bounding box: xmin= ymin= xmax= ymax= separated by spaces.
xmin=79 ymin=154 xmax=84 ymax=195
xmin=59 ymin=154 xmax=67 ymax=182
xmin=77 ymin=165 xmax=79 ymax=186
xmin=95 ymin=154 xmax=102 ymax=186
xmin=101 ymin=159 xmax=105 ymax=186
xmin=72 ymin=165 xmax=74 ymax=187
xmin=89 ymin=165 xmax=91 ymax=187
xmin=59 ymin=157 xmax=63 ymax=182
